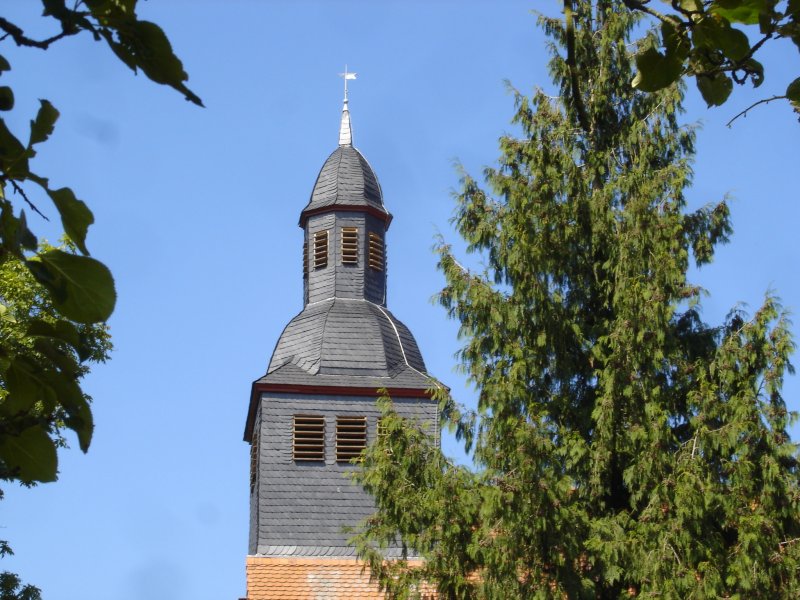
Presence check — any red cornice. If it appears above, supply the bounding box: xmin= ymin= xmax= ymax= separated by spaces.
xmin=252 ymin=381 xmax=431 ymax=398
xmin=244 ymin=380 xmax=432 ymax=441
xmin=298 ymin=204 xmax=393 ymax=228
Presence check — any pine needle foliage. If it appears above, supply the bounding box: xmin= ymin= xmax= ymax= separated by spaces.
xmin=352 ymin=2 xmax=800 ymax=598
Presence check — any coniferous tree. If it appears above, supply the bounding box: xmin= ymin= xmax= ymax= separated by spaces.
xmin=353 ymin=2 xmax=800 ymax=597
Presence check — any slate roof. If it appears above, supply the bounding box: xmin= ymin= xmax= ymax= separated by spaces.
xmin=300 ymin=146 xmax=388 ymax=219
xmin=266 ymin=297 xmax=427 ymax=380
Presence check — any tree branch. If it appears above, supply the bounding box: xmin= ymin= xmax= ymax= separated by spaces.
xmin=9 ymin=180 xmax=48 ymax=220
xmin=564 ymin=0 xmax=591 ymax=134
xmin=0 ymin=17 xmax=78 ymax=50
xmin=622 ymin=0 xmax=683 ymax=28
xmin=726 ymin=95 xmax=787 ymax=128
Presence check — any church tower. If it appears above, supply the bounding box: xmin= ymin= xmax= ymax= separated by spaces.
xmin=243 ymin=80 xmax=437 ymax=599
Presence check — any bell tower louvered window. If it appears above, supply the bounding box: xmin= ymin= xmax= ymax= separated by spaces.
xmin=368 ymin=232 xmax=384 ymax=271
xmin=293 ymin=415 xmax=325 ymax=461
xmin=313 ymin=230 xmax=328 ymax=269
xmin=341 ymin=227 xmax=358 ymax=265
xmin=303 ymin=238 xmax=308 ymax=278
xmin=250 ymin=426 xmax=259 ymax=493
xmin=336 ymin=416 xmax=367 ymax=461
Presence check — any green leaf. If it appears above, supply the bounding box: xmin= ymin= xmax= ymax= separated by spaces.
xmin=46 ymin=187 xmax=94 ymax=255
xmin=29 ymin=100 xmax=59 ymax=146
xmin=712 ymin=0 xmax=765 ymax=25
xmin=0 ymin=205 xmax=38 ymax=254
xmin=0 ymin=119 xmax=29 ymax=177
xmin=25 ymin=250 xmax=116 ymax=323
xmin=1 ymin=358 xmax=53 ymax=415
xmin=661 ymin=21 xmax=690 ymax=58
xmin=694 ymin=16 xmax=751 ymax=61
xmin=0 ymin=426 xmax=57 ymax=483
xmin=0 ymin=54 xmax=10 ymax=72
xmin=632 ymin=47 xmax=683 ymax=92
xmin=27 ymin=319 xmax=82 ymax=354
xmin=741 ymin=58 xmax=764 ymax=87
xmin=114 ymin=20 xmax=203 ymax=106
xmin=58 ymin=383 xmax=92 ymax=452
xmin=0 ymin=86 xmax=14 ymax=111
xmin=786 ymin=77 xmax=800 ymax=102
xmin=696 ymin=72 xmax=734 ymax=106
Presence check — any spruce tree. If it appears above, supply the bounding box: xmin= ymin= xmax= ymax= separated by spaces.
xmin=353 ymin=1 xmax=800 ymax=598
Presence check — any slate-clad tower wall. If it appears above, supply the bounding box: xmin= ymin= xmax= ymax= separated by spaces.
xmin=243 ymin=91 xmax=438 ymax=599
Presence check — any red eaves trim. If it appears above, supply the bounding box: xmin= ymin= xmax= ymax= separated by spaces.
xmin=244 ymin=381 xmax=433 ymax=441
xmin=252 ymin=381 xmax=432 ymax=398
xmin=298 ymin=204 xmax=393 ymax=228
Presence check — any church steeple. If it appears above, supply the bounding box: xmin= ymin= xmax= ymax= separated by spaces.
xmin=300 ymin=83 xmax=391 ymax=307
xmin=243 ymin=80 xmax=437 ymax=597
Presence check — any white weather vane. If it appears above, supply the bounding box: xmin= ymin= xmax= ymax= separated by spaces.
xmin=339 ymin=65 xmax=357 ymax=101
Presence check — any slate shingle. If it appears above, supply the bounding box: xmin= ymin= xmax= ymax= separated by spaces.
xmin=301 ymin=146 xmax=387 ymax=217
xmin=266 ymin=297 xmax=427 ymax=379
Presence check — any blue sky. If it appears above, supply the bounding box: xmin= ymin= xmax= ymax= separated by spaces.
xmin=2 ymin=2 xmax=798 ymax=599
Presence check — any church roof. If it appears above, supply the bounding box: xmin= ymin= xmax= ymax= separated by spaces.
xmin=246 ymin=556 xmax=436 ymax=599
xmin=265 ymin=297 xmax=427 ymax=380
xmin=300 ymin=145 xmax=388 ymax=222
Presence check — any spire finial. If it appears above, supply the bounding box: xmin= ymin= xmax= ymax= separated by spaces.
xmin=338 ymin=66 xmax=356 ymax=146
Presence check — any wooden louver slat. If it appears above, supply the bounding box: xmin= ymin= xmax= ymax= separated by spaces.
xmin=303 ymin=239 xmax=308 ymax=278
xmin=250 ymin=427 xmax=259 ymax=493
xmin=368 ymin=232 xmax=384 ymax=271
xmin=313 ymin=230 xmax=328 ymax=269
xmin=341 ymin=227 xmax=358 ymax=265
xmin=336 ymin=416 xmax=368 ymax=461
xmin=293 ymin=415 xmax=325 ymax=461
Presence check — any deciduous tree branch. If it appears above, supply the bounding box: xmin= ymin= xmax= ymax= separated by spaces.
xmin=622 ymin=0 xmax=682 ymax=27
xmin=0 ymin=16 xmax=78 ymax=50
xmin=726 ymin=95 xmax=787 ymax=128
xmin=8 ymin=180 xmax=48 ymax=220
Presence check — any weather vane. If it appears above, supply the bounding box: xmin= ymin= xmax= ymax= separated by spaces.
xmin=339 ymin=65 xmax=357 ymax=102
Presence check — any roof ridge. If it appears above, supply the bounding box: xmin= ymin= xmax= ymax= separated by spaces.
xmin=332 ymin=145 xmax=346 ymax=204
xmin=314 ymin=297 xmax=338 ymax=375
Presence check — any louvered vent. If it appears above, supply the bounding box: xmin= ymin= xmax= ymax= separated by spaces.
xmin=249 ymin=427 xmax=259 ymax=493
xmin=336 ymin=416 xmax=367 ymax=461
xmin=341 ymin=227 xmax=358 ymax=265
xmin=303 ymin=238 xmax=308 ymax=278
xmin=293 ymin=415 xmax=325 ymax=461
xmin=313 ymin=230 xmax=328 ymax=269
xmin=368 ymin=232 xmax=384 ymax=271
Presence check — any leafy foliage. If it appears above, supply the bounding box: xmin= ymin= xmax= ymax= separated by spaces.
xmin=353 ymin=2 xmax=800 ymax=597
xmin=0 ymin=539 xmax=40 ymax=600
xmin=0 ymin=0 xmax=200 ymax=484
xmin=0 ymin=244 xmax=111 ymax=484
xmin=622 ymin=0 xmax=800 ymax=120
xmin=0 ymin=1 xmax=199 ymax=593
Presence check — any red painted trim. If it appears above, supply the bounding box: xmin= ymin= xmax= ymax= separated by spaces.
xmin=299 ymin=204 xmax=393 ymax=228
xmin=253 ymin=381 xmax=431 ymax=398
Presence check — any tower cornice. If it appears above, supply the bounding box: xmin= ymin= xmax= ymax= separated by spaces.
xmin=298 ymin=203 xmax=393 ymax=229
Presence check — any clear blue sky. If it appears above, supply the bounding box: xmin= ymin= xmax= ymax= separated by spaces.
xmin=2 ymin=2 xmax=798 ymax=599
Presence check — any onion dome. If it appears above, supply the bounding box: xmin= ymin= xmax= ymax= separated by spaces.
xmin=299 ymin=98 xmax=390 ymax=226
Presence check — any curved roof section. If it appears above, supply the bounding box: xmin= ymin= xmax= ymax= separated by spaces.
xmin=300 ymin=146 xmax=388 ymax=220
xmin=267 ymin=298 xmax=426 ymax=379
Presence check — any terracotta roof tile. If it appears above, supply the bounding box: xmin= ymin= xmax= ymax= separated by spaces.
xmin=245 ymin=556 xmax=437 ymax=599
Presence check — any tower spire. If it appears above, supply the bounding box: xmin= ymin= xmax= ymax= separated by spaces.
xmin=338 ymin=66 xmax=356 ymax=146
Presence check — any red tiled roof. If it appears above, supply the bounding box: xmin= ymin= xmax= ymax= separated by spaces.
xmin=245 ymin=556 xmax=436 ymax=599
